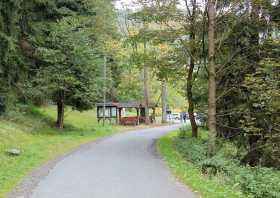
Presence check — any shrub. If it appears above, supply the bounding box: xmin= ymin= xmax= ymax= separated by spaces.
xmin=236 ymin=167 xmax=280 ymax=198
xmin=178 ymin=126 xmax=189 ymax=139
xmin=200 ymin=156 xmax=228 ymax=176
xmin=174 ymin=129 xmax=280 ymax=198
xmin=174 ymin=137 xmax=207 ymax=164
xmin=220 ymin=141 xmax=238 ymax=159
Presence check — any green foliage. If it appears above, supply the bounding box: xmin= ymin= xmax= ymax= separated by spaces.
xmin=202 ymin=0 xmax=280 ymax=167
xmin=116 ymin=68 xmax=144 ymax=102
xmin=178 ymin=126 xmax=189 ymax=139
xmin=172 ymin=129 xmax=280 ymax=198
xmin=235 ymin=167 xmax=280 ymax=198
xmin=200 ymin=156 xmax=228 ymax=176
xmin=0 ymin=0 xmax=25 ymax=112
xmin=157 ymin=132 xmax=247 ymax=198
xmin=0 ymin=0 xmax=119 ymax=113
xmin=174 ymin=133 xmax=207 ymax=163
xmin=29 ymin=16 xmax=102 ymax=110
xmin=237 ymin=39 xmax=280 ymax=167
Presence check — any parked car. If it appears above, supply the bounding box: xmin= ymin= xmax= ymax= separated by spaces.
xmin=171 ymin=113 xmax=181 ymax=120
xmin=195 ymin=113 xmax=207 ymax=126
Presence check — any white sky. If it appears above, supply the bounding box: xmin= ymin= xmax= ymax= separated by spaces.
xmin=114 ymin=0 xmax=139 ymax=10
xmin=114 ymin=0 xmax=205 ymax=10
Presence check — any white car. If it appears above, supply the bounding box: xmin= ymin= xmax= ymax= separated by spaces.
xmin=171 ymin=113 xmax=181 ymax=120
xmin=167 ymin=113 xmax=181 ymax=121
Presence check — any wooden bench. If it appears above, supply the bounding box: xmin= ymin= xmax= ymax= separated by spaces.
xmin=120 ymin=117 xmax=139 ymax=125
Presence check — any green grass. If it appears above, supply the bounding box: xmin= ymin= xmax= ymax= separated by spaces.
xmin=157 ymin=131 xmax=248 ymax=198
xmin=0 ymin=106 xmax=129 ymax=198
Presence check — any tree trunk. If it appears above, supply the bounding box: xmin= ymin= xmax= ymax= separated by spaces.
xmin=207 ymin=0 xmax=217 ymax=155
xmin=56 ymin=91 xmax=65 ymax=129
xmin=143 ymin=64 xmax=150 ymax=124
xmin=143 ymin=40 xmax=150 ymax=125
xmin=187 ymin=57 xmax=198 ymax=137
xmin=187 ymin=0 xmax=198 ymax=137
xmin=161 ymin=80 xmax=168 ymax=124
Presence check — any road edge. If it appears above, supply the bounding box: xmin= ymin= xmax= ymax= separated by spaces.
xmin=7 ymin=124 xmax=172 ymax=198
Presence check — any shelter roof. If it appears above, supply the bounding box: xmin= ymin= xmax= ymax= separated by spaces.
xmin=95 ymin=102 xmax=156 ymax=108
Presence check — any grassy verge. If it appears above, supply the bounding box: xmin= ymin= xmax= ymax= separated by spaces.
xmin=157 ymin=131 xmax=248 ymax=198
xmin=0 ymin=106 xmax=140 ymax=198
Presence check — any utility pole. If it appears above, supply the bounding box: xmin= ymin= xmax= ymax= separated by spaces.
xmin=161 ymin=80 xmax=168 ymax=123
xmin=143 ymin=40 xmax=150 ymax=125
xmin=103 ymin=56 xmax=107 ymax=126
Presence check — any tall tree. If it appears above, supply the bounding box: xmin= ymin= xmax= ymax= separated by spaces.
xmin=207 ymin=0 xmax=216 ymax=154
xmin=185 ymin=0 xmax=199 ymax=137
xmin=123 ymin=6 xmax=153 ymax=125
xmin=29 ymin=16 xmax=102 ymax=128
xmin=0 ymin=0 xmax=24 ymax=112
xmin=212 ymin=0 xmax=280 ymax=166
xmin=129 ymin=0 xmax=203 ymax=133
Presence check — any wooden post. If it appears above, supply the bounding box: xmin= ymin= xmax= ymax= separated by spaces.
xmin=97 ymin=107 xmax=100 ymax=123
xmin=152 ymin=108 xmax=156 ymax=124
xmin=136 ymin=108 xmax=140 ymax=125
xmin=118 ymin=108 xmax=122 ymax=124
xmin=115 ymin=107 xmax=118 ymax=124
xmin=103 ymin=56 xmax=107 ymax=126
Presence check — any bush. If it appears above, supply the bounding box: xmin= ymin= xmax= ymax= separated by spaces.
xmin=231 ymin=167 xmax=280 ymax=198
xmin=174 ymin=129 xmax=280 ymax=198
xmin=174 ymin=137 xmax=207 ymax=164
xmin=219 ymin=141 xmax=238 ymax=159
xmin=178 ymin=126 xmax=189 ymax=139
xmin=200 ymin=156 xmax=228 ymax=176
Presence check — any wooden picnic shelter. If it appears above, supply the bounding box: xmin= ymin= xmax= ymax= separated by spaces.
xmin=96 ymin=102 xmax=156 ymax=125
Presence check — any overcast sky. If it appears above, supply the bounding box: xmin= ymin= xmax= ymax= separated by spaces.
xmin=114 ymin=0 xmax=139 ymax=10
xmin=114 ymin=0 xmax=205 ymax=10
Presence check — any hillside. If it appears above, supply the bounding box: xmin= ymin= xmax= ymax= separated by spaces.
xmin=0 ymin=106 xmax=123 ymax=198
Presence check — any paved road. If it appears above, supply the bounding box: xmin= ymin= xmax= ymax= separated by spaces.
xmin=29 ymin=125 xmax=197 ymax=198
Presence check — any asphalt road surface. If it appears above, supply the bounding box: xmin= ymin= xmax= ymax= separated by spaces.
xmin=27 ymin=125 xmax=197 ymax=198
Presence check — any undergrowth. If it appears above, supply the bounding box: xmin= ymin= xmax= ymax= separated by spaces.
xmin=173 ymin=126 xmax=280 ymax=198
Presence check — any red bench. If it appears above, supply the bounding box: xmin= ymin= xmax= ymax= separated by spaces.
xmin=120 ymin=117 xmax=139 ymax=125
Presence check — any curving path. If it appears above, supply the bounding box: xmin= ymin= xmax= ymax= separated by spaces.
xmin=12 ymin=125 xmax=197 ymax=198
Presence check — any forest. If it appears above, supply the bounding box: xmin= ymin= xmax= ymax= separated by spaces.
xmin=0 ymin=0 xmax=279 ymax=198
